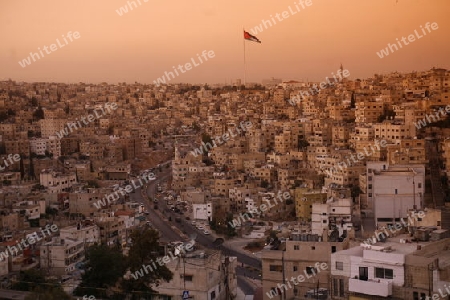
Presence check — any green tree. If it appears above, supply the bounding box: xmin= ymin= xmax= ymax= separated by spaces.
xmin=298 ymin=139 xmax=309 ymax=149
xmin=75 ymin=244 xmax=126 ymax=298
xmin=225 ymin=213 xmax=237 ymax=237
xmin=122 ymin=228 xmax=173 ymax=297
xmin=32 ymin=106 xmax=44 ymax=120
xmin=14 ymin=269 xmax=71 ymax=300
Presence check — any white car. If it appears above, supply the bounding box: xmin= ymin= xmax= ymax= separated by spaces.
xmin=197 ymin=225 xmax=204 ymax=230
xmin=191 ymin=221 xmax=196 ymax=225
xmin=203 ymin=230 xmax=210 ymax=235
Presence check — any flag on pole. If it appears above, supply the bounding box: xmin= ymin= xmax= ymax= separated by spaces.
xmin=244 ymin=30 xmax=261 ymax=43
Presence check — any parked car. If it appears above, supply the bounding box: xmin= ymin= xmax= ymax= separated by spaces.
xmin=203 ymin=230 xmax=210 ymax=235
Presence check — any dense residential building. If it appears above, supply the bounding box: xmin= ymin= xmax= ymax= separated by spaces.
xmin=0 ymin=67 xmax=449 ymax=298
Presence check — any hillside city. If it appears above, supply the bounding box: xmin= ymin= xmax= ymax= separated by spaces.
xmin=0 ymin=67 xmax=450 ymax=300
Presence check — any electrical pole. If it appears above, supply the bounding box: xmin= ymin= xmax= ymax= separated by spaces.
xmin=281 ymin=251 xmax=286 ymax=300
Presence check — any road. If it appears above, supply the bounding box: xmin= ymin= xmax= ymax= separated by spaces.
xmin=130 ymin=165 xmax=262 ymax=296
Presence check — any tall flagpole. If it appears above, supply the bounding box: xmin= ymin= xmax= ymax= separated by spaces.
xmin=243 ymin=28 xmax=246 ymax=86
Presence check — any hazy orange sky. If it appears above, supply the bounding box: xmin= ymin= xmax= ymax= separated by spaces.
xmin=1 ymin=0 xmax=449 ymax=84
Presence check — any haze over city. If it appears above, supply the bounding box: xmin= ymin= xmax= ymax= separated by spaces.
xmin=1 ymin=0 xmax=449 ymax=84
xmin=1 ymin=1 xmax=450 ymax=300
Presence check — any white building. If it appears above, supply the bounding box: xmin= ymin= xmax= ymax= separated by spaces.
xmin=40 ymin=237 xmax=85 ymax=275
xmin=366 ymin=162 xmax=425 ymax=228
xmin=331 ymin=241 xmax=412 ymax=298
xmin=40 ymin=170 xmax=77 ymax=194
xmin=311 ymin=197 xmax=352 ymax=236
xmin=59 ymin=223 xmax=100 ymax=245
xmin=30 ymin=138 xmax=47 ymax=156
xmin=150 ymin=250 xmax=237 ymax=300
xmin=193 ymin=203 xmax=212 ymax=221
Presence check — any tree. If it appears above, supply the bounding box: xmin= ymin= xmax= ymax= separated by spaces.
xmin=32 ymin=106 xmax=44 ymax=120
xmin=25 ymin=286 xmax=71 ymax=300
xmin=350 ymin=92 xmax=356 ymax=108
xmin=74 ymin=244 xmax=126 ymax=298
xmin=31 ymin=96 xmax=38 ymax=106
xmin=14 ymin=269 xmax=71 ymax=300
xmin=121 ymin=228 xmax=173 ymax=297
xmin=201 ymin=133 xmax=213 ymax=151
xmin=298 ymin=139 xmax=309 ymax=150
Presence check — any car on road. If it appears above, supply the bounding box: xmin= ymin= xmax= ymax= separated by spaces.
xmin=191 ymin=220 xmax=196 ymax=225
xmin=203 ymin=230 xmax=210 ymax=235
xmin=197 ymin=225 xmax=204 ymax=230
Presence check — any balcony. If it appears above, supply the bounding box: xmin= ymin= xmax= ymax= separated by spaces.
xmin=349 ymin=278 xmax=392 ymax=297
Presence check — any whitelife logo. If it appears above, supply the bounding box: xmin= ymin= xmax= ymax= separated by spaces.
xmin=18 ymin=31 xmax=81 ymax=68
xmin=250 ymin=0 xmax=313 ymax=36
xmin=191 ymin=121 xmax=252 ymax=157
xmin=0 ymin=154 xmax=21 ymax=171
xmin=266 ymin=262 xmax=328 ymax=299
xmin=376 ymin=22 xmax=438 ymax=58
xmin=288 ymin=68 xmax=350 ymax=105
xmin=153 ymin=50 xmax=215 ymax=87
xmin=55 ymin=103 xmax=117 ymax=139
xmin=414 ymin=104 xmax=450 ymax=130
xmin=228 ymin=191 xmax=291 ymax=228
xmin=0 ymin=224 xmax=59 ymax=261
xmin=116 ymin=0 xmax=149 ymax=16
xmin=93 ymin=173 xmax=155 ymax=209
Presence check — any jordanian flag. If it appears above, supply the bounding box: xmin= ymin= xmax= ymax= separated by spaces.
xmin=244 ymin=30 xmax=261 ymax=43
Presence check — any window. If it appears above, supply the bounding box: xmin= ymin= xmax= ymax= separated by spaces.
xmin=270 ymin=265 xmax=283 ymax=272
xmin=335 ymin=261 xmax=343 ymax=270
xmin=413 ymin=292 xmax=419 ymax=300
xmin=311 ymin=246 xmax=315 ymax=250
xmin=293 ymin=266 xmax=298 ymax=272
xmin=210 ymin=291 xmax=216 ymax=300
xmin=184 ymin=275 xmax=193 ymax=281
xmin=333 ymin=278 xmax=345 ymax=297
xmin=332 ymin=246 xmax=336 ymax=253
xmin=395 ymin=189 xmax=398 ymax=194
xmin=306 ymin=267 xmax=317 ymax=275
xmin=375 ymin=267 xmax=393 ymax=279
xmin=359 ymin=267 xmax=368 ymax=281
xmin=418 ymin=183 xmax=422 ymax=188
xmin=294 ymin=245 xmax=300 ymax=250
xmin=339 ymin=278 xmax=344 ymax=297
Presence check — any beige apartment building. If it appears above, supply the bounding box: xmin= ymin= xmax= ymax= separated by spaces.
xmin=39 ymin=118 xmax=67 ymax=138
xmin=40 ymin=237 xmax=85 ymax=275
xmin=386 ymin=138 xmax=427 ymax=165
xmin=153 ymin=250 xmax=237 ymax=300
xmin=294 ymin=188 xmax=328 ymax=221
xmin=373 ymin=121 xmax=416 ymax=143
xmin=355 ymin=100 xmax=384 ymax=124
xmin=330 ymin=233 xmax=450 ymax=300
xmin=262 ymin=234 xmax=349 ymax=300
xmin=40 ymin=170 xmax=77 ymax=194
